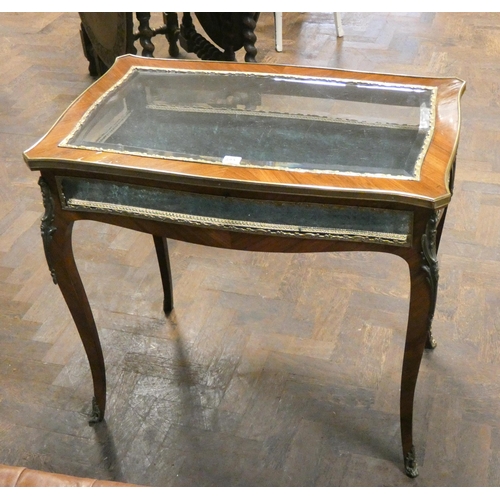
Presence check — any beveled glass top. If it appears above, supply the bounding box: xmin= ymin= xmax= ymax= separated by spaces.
xmin=61 ymin=66 xmax=436 ymax=179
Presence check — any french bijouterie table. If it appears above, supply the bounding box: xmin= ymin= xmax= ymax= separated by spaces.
xmin=23 ymin=55 xmax=465 ymax=477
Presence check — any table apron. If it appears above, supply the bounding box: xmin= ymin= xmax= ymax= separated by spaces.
xmin=56 ymin=175 xmax=413 ymax=247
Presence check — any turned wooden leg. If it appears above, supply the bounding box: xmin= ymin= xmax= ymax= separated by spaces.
xmin=164 ymin=12 xmax=180 ymax=57
xmin=153 ymin=235 xmax=174 ymax=314
xmin=242 ymin=14 xmax=258 ymax=62
xmin=39 ymin=177 xmax=106 ymax=423
xmin=400 ymin=211 xmax=440 ymax=477
xmin=136 ymin=12 xmax=155 ymax=57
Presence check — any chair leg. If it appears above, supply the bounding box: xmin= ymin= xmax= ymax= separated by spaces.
xmin=274 ymin=12 xmax=283 ymax=52
xmin=274 ymin=12 xmax=341 ymax=52
xmin=334 ymin=12 xmax=344 ymax=38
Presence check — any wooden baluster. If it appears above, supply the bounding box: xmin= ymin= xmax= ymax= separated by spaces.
xmin=242 ymin=14 xmax=258 ymax=62
xmin=136 ymin=12 xmax=155 ymax=57
xmin=164 ymin=12 xmax=180 ymax=57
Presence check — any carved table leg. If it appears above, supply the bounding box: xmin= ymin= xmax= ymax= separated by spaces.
xmin=153 ymin=235 xmax=174 ymax=314
xmin=38 ymin=177 xmax=106 ymax=424
xmin=400 ymin=211 xmax=440 ymax=477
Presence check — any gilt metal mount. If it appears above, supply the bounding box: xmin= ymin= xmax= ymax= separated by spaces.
xmin=38 ymin=177 xmax=58 ymax=285
xmin=421 ymin=210 xmax=439 ymax=349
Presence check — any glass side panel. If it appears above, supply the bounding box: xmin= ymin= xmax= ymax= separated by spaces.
xmin=58 ymin=176 xmax=413 ymax=247
xmin=62 ymin=67 xmax=437 ymax=178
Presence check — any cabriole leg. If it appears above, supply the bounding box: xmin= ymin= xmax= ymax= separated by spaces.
xmin=400 ymin=210 xmax=440 ymax=477
xmin=38 ymin=176 xmax=106 ymax=424
xmin=153 ymin=235 xmax=174 ymax=314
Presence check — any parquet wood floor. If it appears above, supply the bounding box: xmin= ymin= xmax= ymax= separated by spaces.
xmin=1 ymin=12 xmax=500 ymax=486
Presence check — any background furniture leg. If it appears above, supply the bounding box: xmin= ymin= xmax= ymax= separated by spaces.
xmin=274 ymin=12 xmax=344 ymax=52
xmin=136 ymin=12 xmax=155 ymax=57
xmin=334 ymin=12 xmax=344 ymax=37
xmin=274 ymin=12 xmax=283 ymax=51
xmin=165 ymin=12 xmax=180 ymax=57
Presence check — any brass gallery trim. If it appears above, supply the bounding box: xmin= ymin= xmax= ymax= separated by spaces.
xmin=58 ymin=142 xmax=424 ymax=180
xmin=144 ymin=103 xmax=421 ymax=131
xmin=59 ymin=65 xmax=437 ymax=181
xmin=129 ymin=65 xmax=439 ymax=92
xmin=60 ymin=196 xmax=411 ymax=247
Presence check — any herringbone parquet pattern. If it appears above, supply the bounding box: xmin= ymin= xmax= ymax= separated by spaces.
xmin=1 ymin=12 xmax=500 ymax=486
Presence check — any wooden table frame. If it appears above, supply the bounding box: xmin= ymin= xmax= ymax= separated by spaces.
xmin=24 ymin=56 xmax=465 ymax=478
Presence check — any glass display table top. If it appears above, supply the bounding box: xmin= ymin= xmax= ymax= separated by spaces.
xmin=61 ymin=66 xmax=436 ymax=179
xmin=24 ymin=55 xmax=465 ymax=209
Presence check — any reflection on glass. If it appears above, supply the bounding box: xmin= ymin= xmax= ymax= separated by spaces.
xmin=62 ymin=67 xmax=436 ymax=178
